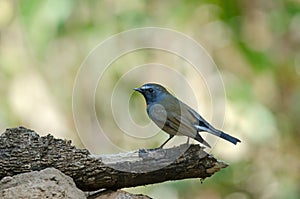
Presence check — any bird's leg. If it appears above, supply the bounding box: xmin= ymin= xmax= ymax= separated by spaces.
xmin=186 ymin=137 xmax=190 ymax=145
xmin=159 ymin=135 xmax=174 ymax=148
xmin=182 ymin=137 xmax=191 ymax=148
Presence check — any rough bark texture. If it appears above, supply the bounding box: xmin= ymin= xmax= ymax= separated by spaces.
xmin=0 ymin=127 xmax=227 ymax=191
xmin=0 ymin=168 xmax=86 ymax=199
xmin=87 ymin=190 xmax=152 ymax=199
xmin=0 ymin=167 xmax=149 ymax=199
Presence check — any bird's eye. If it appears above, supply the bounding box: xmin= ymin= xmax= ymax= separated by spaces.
xmin=148 ymin=88 xmax=153 ymax=93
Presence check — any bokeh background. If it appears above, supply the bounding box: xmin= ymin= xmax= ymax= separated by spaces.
xmin=1 ymin=0 xmax=300 ymax=198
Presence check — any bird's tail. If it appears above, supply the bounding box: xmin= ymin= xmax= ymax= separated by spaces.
xmin=218 ymin=131 xmax=241 ymax=145
xmin=194 ymin=124 xmax=241 ymax=145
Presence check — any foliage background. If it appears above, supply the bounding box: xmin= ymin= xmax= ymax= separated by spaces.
xmin=0 ymin=0 xmax=299 ymax=198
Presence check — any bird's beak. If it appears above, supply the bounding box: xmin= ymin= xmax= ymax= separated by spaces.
xmin=133 ymin=87 xmax=142 ymax=93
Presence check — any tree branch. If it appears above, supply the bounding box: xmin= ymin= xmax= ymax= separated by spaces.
xmin=0 ymin=127 xmax=227 ymax=191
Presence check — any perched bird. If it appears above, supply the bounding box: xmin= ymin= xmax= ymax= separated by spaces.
xmin=134 ymin=83 xmax=241 ymax=148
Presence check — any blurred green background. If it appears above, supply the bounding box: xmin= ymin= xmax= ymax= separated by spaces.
xmin=1 ymin=0 xmax=300 ymax=198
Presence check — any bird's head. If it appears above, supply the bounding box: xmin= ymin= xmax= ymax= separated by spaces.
xmin=134 ymin=83 xmax=169 ymax=104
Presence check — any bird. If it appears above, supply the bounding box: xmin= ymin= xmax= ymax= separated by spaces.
xmin=133 ymin=83 xmax=241 ymax=148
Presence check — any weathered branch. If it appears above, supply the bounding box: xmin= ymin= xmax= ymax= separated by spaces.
xmin=0 ymin=127 xmax=227 ymax=191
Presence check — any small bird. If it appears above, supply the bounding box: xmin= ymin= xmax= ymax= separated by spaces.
xmin=134 ymin=83 xmax=241 ymax=148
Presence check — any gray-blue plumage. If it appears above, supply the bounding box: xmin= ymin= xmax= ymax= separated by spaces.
xmin=134 ymin=83 xmax=241 ymax=148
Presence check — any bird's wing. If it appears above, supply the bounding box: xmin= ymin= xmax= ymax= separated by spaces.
xmin=148 ymin=102 xmax=197 ymax=137
xmin=166 ymin=101 xmax=201 ymax=138
xmin=147 ymin=99 xmax=211 ymax=147
xmin=169 ymin=111 xmax=198 ymax=137
xmin=186 ymin=104 xmax=223 ymax=136
xmin=176 ymin=102 xmax=213 ymax=147
xmin=186 ymin=106 xmax=210 ymax=127
xmin=183 ymin=104 xmax=214 ymax=129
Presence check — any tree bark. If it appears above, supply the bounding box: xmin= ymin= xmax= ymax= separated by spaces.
xmin=0 ymin=127 xmax=227 ymax=191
